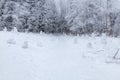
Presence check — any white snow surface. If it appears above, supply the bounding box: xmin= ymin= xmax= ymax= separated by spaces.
xmin=0 ymin=31 xmax=120 ymax=80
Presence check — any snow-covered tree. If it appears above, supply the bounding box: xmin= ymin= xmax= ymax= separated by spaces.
xmin=1 ymin=0 xmax=120 ymax=36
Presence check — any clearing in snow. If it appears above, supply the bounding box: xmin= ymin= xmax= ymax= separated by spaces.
xmin=0 ymin=31 xmax=120 ymax=80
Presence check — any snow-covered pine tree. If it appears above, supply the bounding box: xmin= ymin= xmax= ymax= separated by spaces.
xmin=27 ymin=0 xmax=47 ymax=32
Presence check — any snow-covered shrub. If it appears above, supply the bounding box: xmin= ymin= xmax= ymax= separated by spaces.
xmin=22 ymin=41 xmax=28 ymax=49
xmin=7 ymin=39 xmax=16 ymax=45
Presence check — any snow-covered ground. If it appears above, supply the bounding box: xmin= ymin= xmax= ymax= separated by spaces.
xmin=0 ymin=31 xmax=120 ymax=80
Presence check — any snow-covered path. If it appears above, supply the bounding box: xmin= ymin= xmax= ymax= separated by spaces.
xmin=0 ymin=31 xmax=120 ymax=80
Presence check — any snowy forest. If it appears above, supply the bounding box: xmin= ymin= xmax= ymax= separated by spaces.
xmin=2 ymin=0 xmax=120 ymax=80
xmin=1 ymin=0 xmax=120 ymax=36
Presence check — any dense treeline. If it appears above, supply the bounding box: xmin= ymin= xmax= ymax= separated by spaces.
xmin=0 ymin=0 xmax=120 ymax=36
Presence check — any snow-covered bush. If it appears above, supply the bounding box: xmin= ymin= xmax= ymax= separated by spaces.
xmin=22 ymin=41 xmax=28 ymax=49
